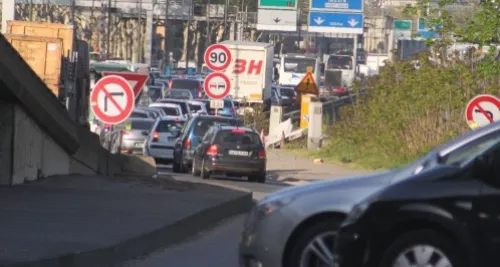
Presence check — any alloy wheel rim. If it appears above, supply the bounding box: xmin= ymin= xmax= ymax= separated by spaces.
xmin=299 ymin=231 xmax=336 ymax=267
xmin=392 ymin=245 xmax=452 ymax=267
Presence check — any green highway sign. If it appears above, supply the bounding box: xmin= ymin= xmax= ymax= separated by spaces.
xmin=393 ymin=20 xmax=412 ymax=30
xmin=259 ymin=0 xmax=297 ymax=9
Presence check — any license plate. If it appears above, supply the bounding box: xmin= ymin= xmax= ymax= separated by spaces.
xmin=228 ymin=150 xmax=249 ymax=156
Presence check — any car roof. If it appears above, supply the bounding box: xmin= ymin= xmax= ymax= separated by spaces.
xmin=193 ymin=115 xmax=239 ymax=121
xmin=132 ymin=108 xmax=148 ymax=113
xmin=217 ymin=125 xmax=255 ymax=132
xmin=157 ymin=98 xmax=188 ymax=103
xmin=127 ymin=117 xmax=155 ymax=122
xmin=158 ymin=115 xmax=186 ymax=121
xmin=187 ymin=100 xmax=204 ymax=105
xmin=150 ymin=103 xmax=181 ymax=108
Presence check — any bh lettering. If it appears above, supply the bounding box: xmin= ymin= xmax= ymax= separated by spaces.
xmin=233 ymin=59 xmax=263 ymax=75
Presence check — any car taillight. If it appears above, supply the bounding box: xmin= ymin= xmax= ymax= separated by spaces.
xmin=121 ymin=130 xmax=129 ymax=135
xmin=231 ymin=129 xmax=245 ymax=133
xmin=152 ymin=131 xmax=159 ymax=142
xmin=258 ymin=150 xmax=266 ymax=159
xmin=207 ymin=145 xmax=218 ymax=156
xmin=184 ymin=139 xmax=191 ymax=148
xmin=229 ymin=108 xmax=235 ymax=113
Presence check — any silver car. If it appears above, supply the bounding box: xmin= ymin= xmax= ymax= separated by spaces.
xmin=113 ymin=118 xmax=155 ymax=154
xmin=240 ymin=170 xmax=393 ymax=267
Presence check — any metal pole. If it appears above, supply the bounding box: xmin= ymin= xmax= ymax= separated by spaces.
xmin=71 ymin=0 xmax=76 ymax=26
xmin=164 ymin=0 xmax=170 ymax=72
xmin=223 ymin=0 xmax=228 ymax=40
xmin=107 ymin=0 xmax=111 ymax=58
xmin=206 ymin=0 xmax=210 ymax=47
xmin=353 ymin=34 xmax=358 ymax=75
xmin=185 ymin=1 xmax=192 ymax=73
xmin=138 ymin=0 xmax=143 ymax=63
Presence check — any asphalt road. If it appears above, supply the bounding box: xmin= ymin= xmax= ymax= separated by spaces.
xmin=120 ymin=165 xmax=289 ymax=267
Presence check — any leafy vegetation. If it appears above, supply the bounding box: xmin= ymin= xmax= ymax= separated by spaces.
xmin=317 ymin=0 xmax=500 ymax=169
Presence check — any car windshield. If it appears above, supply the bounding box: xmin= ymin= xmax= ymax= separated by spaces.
xmin=156 ymin=120 xmax=185 ymax=134
xmin=215 ymin=130 xmax=260 ymax=145
xmin=189 ymin=103 xmax=203 ymax=113
xmin=283 ymin=57 xmax=316 ymax=73
xmin=193 ymin=119 xmax=239 ymax=136
xmin=327 ymin=56 xmax=353 ymax=70
xmin=439 ymin=135 xmax=500 ymax=166
xmin=117 ymin=120 xmax=154 ymax=130
xmin=171 ymin=80 xmax=199 ymax=90
xmin=280 ymin=88 xmax=295 ymax=97
xmin=166 ymin=90 xmax=193 ymax=99
xmin=157 ymin=107 xmax=180 ymax=116
xmin=130 ymin=111 xmax=149 ymax=119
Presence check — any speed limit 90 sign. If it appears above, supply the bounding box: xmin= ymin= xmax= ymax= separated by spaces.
xmin=204 ymin=44 xmax=232 ymax=71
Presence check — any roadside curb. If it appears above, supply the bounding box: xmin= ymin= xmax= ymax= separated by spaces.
xmin=5 ymin=191 xmax=253 ymax=267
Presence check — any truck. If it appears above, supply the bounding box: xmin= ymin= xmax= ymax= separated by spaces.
xmin=6 ymin=20 xmax=91 ymax=127
xmin=219 ymin=41 xmax=274 ymax=106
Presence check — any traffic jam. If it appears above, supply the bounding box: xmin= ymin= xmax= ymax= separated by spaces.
xmin=88 ymin=40 xmax=500 ymax=267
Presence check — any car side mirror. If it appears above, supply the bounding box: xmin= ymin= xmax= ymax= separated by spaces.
xmin=141 ymin=130 xmax=149 ymax=136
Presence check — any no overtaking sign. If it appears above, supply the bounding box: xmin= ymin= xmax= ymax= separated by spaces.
xmin=91 ymin=75 xmax=135 ymax=125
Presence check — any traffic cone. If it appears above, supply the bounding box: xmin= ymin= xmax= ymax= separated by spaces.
xmin=260 ymin=128 xmax=265 ymax=143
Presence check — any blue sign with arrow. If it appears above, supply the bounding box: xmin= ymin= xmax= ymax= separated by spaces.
xmin=308 ymin=12 xmax=363 ymax=34
xmin=310 ymin=0 xmax=363 ymax=12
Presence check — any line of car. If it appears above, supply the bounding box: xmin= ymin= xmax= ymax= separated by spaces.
xmin=240 ymin=119 xmax=500 ymax=267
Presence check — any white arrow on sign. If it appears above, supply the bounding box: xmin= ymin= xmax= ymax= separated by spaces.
xmin=314 ymin=17 xmax=325 ymax=25
xmin=348 ymin=18 xmax=359 ymax=27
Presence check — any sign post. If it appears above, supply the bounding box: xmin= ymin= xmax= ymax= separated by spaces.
xmin=90 ymin=75 xmax=135 ymax=174
xmin=465 ymin=94 xmax=500 ymax=130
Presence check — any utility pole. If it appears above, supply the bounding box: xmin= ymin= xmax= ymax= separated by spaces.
xmin=185 ymin=1 xmax=192 ymax=73
xmin=206 ymin=0 xmax=211 ymax=48
xmin=163 ymin=0 xmax=170 ymax=72
xmin=107 ymin=0 xmax=112 ymax=58
xmin=138 ymin=0 xmax=143 ymax=63
xmin=223 ymin=0 xmax=228 ymax=40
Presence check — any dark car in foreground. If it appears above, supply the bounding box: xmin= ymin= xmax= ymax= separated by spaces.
xmin=191 ymin=126 xmax=266 ymax=182
xmin=240 ymin=122 xmax=500 ymax=267
xmin=334 ymin=121 xmax=500 ymax=267
xmin=172 ymin=115 xmax=242 ymax=173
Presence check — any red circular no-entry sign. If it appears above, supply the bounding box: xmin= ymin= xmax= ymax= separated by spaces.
xmin=204 ymin=72 xmax=231 ymax=100
xmin=465 ymin=94 xmax=500 ymax=129
xmin=91 ymin=75 xmax=135 ymax=125
xmin=204 ymin=44 xmax=232 ymax=72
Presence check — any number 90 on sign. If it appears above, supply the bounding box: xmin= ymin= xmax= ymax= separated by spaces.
xmin=204 ymin=44 xmax=232 ymax=71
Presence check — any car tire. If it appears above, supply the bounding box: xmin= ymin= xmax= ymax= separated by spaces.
xmin=192 ymin=158 xmax=201 ymax=176
xmin=200 ymin=158 xmax=210 ymax=179
xmin=248 ymin=172 xmax=266 ymax=183
xmin=287 ymin=218 xmax=341 ymax=267
xmin=379 ymin=229 xmax=466 ymax=267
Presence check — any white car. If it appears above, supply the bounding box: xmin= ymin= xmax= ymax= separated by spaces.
xmin=149 ymin=103 xmax=184 ymax=118
xmin=143 ymin=116 xmax=187 ymax=164
xmin=187 ymin=100 xmax=208 ymax=115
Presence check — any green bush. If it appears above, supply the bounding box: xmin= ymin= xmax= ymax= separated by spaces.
xmin=320 ymin=54 xmax=500 ymax=169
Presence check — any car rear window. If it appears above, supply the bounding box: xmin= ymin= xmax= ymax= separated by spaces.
xmin=280 ymin=88 xmax=295 ymax=97
xmin=166 ymin=90 xmax=192 ymax=99
xmin=171 ymin=80 xmax=200 ymax=90
xmin=156 ymin=120 xmax=185 ymax=133
xmin=160 ymin=100 xmax=189 ymax=114
xmin=157 ymin=107 xmax=179 ymax=116
xmin=189 ymin=103 xmax=203 ymax=113
xmin=131 ymin=111 xmax=149 ymax=118
xmin=215 ymin=130 xmax=261 ymax=145
xmin=193 ymin=119 xmax=240 ymax=136
xmin=224 ymin=100 xmax=233 ymax=108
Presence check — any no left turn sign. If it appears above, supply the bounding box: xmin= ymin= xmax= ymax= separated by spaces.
xmin=91 ymin=75 xmax=135 ymax=125
xmin=465 ymin=94 xmax=500 ymax=129
xmin=204 ymin=44 xmax=232 ymax=72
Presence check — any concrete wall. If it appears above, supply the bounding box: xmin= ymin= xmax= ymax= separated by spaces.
xmin=0 ymin=102 xmax=14 ymax=186
xmin=11 ymin=105 xmax=71 ymax=184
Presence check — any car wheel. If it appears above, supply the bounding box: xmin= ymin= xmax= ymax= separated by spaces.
xmin=380 ymin=229 xmax=465 ymax=267
xmin=192 ymin=158 xmax=201 ymax=176
xmin=172 ymin=158 xmax=180 ymax=173
xmin=200 ymin=158 xmax=210 ymax=179
xmin=248 ymin=172 xmax=266 ymax=183
xmin=287 ymin=219 xmax=341 ymax=267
